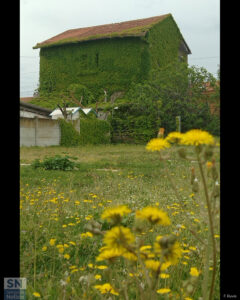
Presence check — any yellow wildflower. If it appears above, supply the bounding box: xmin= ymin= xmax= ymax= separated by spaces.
xmin=69 ymin=241 xmax=76 ymax=246
xmin=157 ymin=288 xmax=171 ymax=294
xmin=33 ymin=292 xmax=41 ymax=297
xmin=145 ymin=260 xmax=171 ymax=272
xmin=71 ymin=269 xmax=78 ymax=274
xmin=122 ymin=250 xmax=137 ymax=261
xmin=94 ymin=283 xmax=119 ymax=295
xmin=42 ymin=246 xmax=47 ymax=251
xmin=101 ymin=205 xmax=131 ymax=223
xmin=95 ymin=274 xmax=102 ymax=280
xmin=96 ymin=248 xmax=122 ymax=261
xmin=154 ymin=235 xmax=182 ymax=265
xmin=69 ymin=265 xmax=77 ymax=269
xmin=64 ymin=254 xmax=70 ymax=260
xmin=81 ymin=232 xmax=93 ymax=238
xmin=96 ymin=265 xmax=108 ymax=270
xmin=190 ymin=267 xmax=200 ymax=277
xmin=49 ymin=239 xmax=56 ymax=246
xmin=146 ymin=138 xmax=170 ymax=152
xmin=189 ymin=246 xmax=197 ymax=251
xmin=136 ymin=207 xmax=171 ymax=226
xmin=103 ymin=226 xmax=135 ymax=251
xmin=56 ymin=245 xmax=64 ymax=253
xmin=206 ymin=161 xmax=213 ymax=168
xmin=160 ymin=273 xmax=170 ymax=279
xmin=166 ymin=131 xmax=184 ymax=144
xmin=180 ymin=129 xmax=215 ymax=146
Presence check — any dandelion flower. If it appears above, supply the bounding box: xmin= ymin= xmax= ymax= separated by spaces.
xmin=166 ymin=132 xmax=184 ymax=144
xmin=96 ymin=265 xmax=108 ymax=270
xmin=49 ymin=238 xmax=56 ymax=246
xmin=69 ymin=241 xmax=76 ymax=246
xmin=136 ymin=207 xmax=171 ymax=226
xmin=96 ymin=248 xmax=123 ymax=261
xmin=157 ymin=288 xmax=171 ymax=294
xmin=95 ymin=274 xmax=102 ymax=280
xmin=33 ymin=292 xmax=41 ymax=297
xmin=64 ymin=254 xmax=70 ymax=260
xmin=103 ymin=226 xmax=135 ymax=251
xmin=69 ymin=265 xmax=77 ymax=269
xmin=146 ymin=138 xmax=170 ymax=152
xmin=190 ymin=267 xmax=200 ymax=277
xmin=42 ymin=246 xmax=47 ymax=251
xmin=81 ymin=232 xmax=93 ymax=238
xmin=145 ymin=259 xmax=161 ymax=272
xmin=154 ymin=235 xmax=182 ymax=265
xmin=160 ymin=273 xmax=170 ymax=279
xmin=144 ymin=260 xmax=170 ymax=272
xmin=122 ymin=250 xmax=137 ymax=261
xmin=101 ymin=205 xmax=131 ymax=223
xmin=206 ymin=161 xmax=213 ymax=168
xmin=180 ymin=129 xmax=214 ymax=146
xmin=189 ymin=246 xmax=197 ymax=251
xmin=94 ymin=283 xmax=119 ymax=295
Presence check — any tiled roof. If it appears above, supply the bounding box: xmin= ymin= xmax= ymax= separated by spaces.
xmin=33 ymin=14 xmax=171 ymax=49
xmin=20 ymin=97 xmax=34 ymax=103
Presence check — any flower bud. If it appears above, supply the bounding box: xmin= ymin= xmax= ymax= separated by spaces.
xmin=213 ymin=181 xmax=220 ymax=198
xmin=192 ymin=178 xmax=199 ymax=193
xmin=84 ymin=220 xmax=102 ymax=235
xmin=186 ymin=284 xmax=194 ymax=294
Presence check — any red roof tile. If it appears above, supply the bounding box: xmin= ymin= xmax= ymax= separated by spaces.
xmin=33 ymin=14 xmax=171 ymax=49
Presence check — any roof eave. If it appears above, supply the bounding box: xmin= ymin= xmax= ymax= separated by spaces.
xmin=33 ymin=32 xmax=147 ymax=49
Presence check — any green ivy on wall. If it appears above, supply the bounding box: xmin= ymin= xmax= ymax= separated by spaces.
xmin=37 ymin=14 xmax=187 ymax=103
xmin=39 ymin=37 xmax=150 ymax=99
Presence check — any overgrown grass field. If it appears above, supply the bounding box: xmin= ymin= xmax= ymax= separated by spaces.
xmin=20 ymin=142 xmax=220 ymax=299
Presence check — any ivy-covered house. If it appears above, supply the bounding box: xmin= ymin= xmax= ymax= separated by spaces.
xmin=33 ymin=13 xmax=191 ymax=98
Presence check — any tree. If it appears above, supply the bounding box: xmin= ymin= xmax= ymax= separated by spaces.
xmin=147 ymin=60 xmax=219 ymax=135
xmin=67 ymin=84 xmax=95 ymax=106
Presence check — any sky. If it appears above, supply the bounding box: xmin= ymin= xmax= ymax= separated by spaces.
xmin=20 ymin=0 xmax=220 ymax=97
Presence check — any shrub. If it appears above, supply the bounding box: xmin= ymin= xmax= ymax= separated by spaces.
xmin=31 ymin=155 xmax=79 ymax=171
xmin=59 ymin=119 xmax=81 ymax=147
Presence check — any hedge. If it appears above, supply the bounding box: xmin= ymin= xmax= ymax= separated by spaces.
xmin=59 ymin=118 xmax=110 ymax=146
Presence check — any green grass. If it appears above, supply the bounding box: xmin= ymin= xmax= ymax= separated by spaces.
xmin=20 ymin=144 xmax=220 ymax=299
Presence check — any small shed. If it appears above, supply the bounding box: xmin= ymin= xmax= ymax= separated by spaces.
xmin=50 ymin=107 xmax=97 ymax=120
